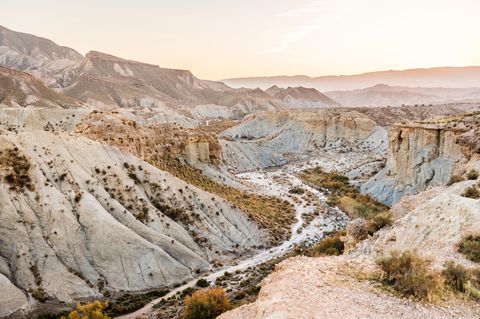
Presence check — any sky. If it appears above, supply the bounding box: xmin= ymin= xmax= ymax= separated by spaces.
xmin=1 ymin=0 xmax=479 ymax=80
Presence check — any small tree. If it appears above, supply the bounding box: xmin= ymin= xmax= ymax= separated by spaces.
xmin=61 ymin=300 xmax=110 ymax=319
xmin=184 ymin=287 xmax=230 ymax=319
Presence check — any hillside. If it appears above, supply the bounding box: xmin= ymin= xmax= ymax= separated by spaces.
xmin=266 ymin=85 xmax=340 ymax=108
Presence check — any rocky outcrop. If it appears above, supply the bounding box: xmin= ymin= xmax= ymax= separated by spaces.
xmin=221 ymin=109 xmax=387 ymax=171
xmin=0 ymin=129 xmax=265 ymax=318
xmin=363 ymin=113 xmax=480 ymax=205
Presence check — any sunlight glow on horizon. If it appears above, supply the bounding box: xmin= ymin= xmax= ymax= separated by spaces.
xmin=1 ymin=0 xmax=479 ymax=80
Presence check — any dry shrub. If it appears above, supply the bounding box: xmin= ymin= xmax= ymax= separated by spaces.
xmin=462 ymin=186 xmax=480 ymax=199
xmin=448 ymin=174 xmax=465 ymax=185
xmin=458 ymin=234 xmax=480 ymax=263
xmin=376 ymin=251 xmax=443 ymax=301
xmin=443 ymin=261 xmax=480 ymax=299
xmin=183 ymin=287 xmax=230 ymax=319
xmin=61 ymin=300 xmax=110 ymax=319
xmin=367 ymin=212 xmax=393 ymax=235
xmin=347 ymin=219 xmax=369 ymax=241
xmin=307 ymin=230 xmax=346 ymax=257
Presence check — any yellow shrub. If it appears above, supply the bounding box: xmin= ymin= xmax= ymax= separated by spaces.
xmin=61 ymin=300 xmax=110 ymax=319
xmin=184 ymin=287 xmax=230 ymax=319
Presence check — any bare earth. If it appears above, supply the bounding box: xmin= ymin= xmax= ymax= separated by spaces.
xmin=219 ymin=256 xmax=480 ymax=319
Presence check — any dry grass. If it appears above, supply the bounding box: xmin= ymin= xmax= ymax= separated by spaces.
xmin=458 ymin=234 xmax=480 ymax=263
xmin=376 ymin=251 xmax=443 ymax=301
xmin=183 ymin=287 xmax=230 ymax=319
xmin=306 ymin=230 xmax=346 ymax=257
xmin=299 ymin=167 xmax=389 ymax=222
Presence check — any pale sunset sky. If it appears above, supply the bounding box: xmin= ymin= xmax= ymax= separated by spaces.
xmin=2 ymin=0 xmax=479 ymax=79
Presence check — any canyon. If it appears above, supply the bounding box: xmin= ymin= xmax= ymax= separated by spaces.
xmin=0 ymin=24 xmax=479 ymax=319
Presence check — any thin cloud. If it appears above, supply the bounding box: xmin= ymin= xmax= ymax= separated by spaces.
xmin=260 ymin=0 xmax=362 ymax=55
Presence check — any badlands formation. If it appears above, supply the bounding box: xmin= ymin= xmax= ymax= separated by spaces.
xmin=0 ymin=25 xmax=479 ymax=319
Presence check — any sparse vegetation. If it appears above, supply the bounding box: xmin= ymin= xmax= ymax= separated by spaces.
xmin=105 ymin=289 xmax=169 ymax=316
xmin=196 ymin=278 xmax=210 ymax=288
xmin=183 ymin=287 xmax=230 ymax=319
xmin=376 ymin=251 xmax=443 ymax=301
xmin=299 ymin=167 xmax=389 ymax=220
xmin=458 ymin=234 xmax=480 ymax=263
xmin=306 ymin=230 xmax=346 ymax=257
xmin=0 ymin=147 xmax=34 ymax=192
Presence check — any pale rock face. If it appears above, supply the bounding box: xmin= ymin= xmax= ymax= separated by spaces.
xmin=0 ymin=129 xmax=265 ymax=316
xmin=220 ymin=110 xmax=383 ymax=171
xmin=362 ymin=124 xmax=468 ymax=205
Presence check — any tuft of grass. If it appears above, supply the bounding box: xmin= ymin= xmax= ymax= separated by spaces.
xmin=376 ymin=251 xmax=443 ymax=301
xmin=458 ymin=234 xmax=480 ymax=263
xmin=443 ymin=261 xmax=480 ymax=299
xmin=447 ymin=174 xmax=464 ymax=185
xmin=306 ymin=230 xmax=346 ymax=257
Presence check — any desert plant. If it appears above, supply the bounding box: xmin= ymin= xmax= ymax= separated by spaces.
xmin=443 ymin=261 xmax=480 ymax=299
xmin=458 ymin=234 xmax=480 ymax=263
xmin=462 ymin=186 xmax=480 ymax=199
xmin=307 ymin=230 xmax=346 ymax=257
xmin=367 ymin=212 xmax=393 ymax=235
xmin=347 ymin=218 xmax=369 ymax=241
xmin=61 ymin=300 xmax=110 ymax=319
xmin=196 ymin=278 xmax=210 ymax=288
xmin=467 ymin=169 xmax=479 ymax=180
xmin=447 ymin=174 xmax=464 ymax=185
xmin=183 ymin=287 xmax=230 ymax=319
xmin=376 ymin=251 xmax=443 ymax=301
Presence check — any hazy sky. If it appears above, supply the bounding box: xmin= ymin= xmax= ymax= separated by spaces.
xmin=2 ymin=0 xmax=479 ymax=80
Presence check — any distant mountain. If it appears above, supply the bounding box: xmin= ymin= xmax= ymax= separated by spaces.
xmin=223 ymin=66 xmax=480 ymax=91
xmin=0 ymin=66 xmax=81 ymax=108
xmin=326 ymin=84 xmax=480 ymax=107
xmin=0 ymin=25 xmax=83 ymax=85
xmin=265 ymin=85 xmax=340 ymax=108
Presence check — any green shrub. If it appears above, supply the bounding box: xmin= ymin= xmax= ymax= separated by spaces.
xmin=183 ymin=287 xmax=230 ymax=319
xmin=458 ymin=234 xmax=480 ymax=263
xmin=196 ymin=278 xmax=210 ymax=288
xmin=376 ymin=251 xmax=443 ymax=301
xmin=288 ymin=186 xmax=305 ymax=195
xmin=307 ymin=231 xmax=345 ymax=257
xmin=467 ymin=169 xmax=479 ymax=180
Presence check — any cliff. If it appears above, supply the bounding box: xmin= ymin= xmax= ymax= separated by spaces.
xmin=363 ymin=112 xmax=480 ymax=205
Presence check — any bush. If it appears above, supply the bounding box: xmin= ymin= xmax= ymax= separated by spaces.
xmin=367 ymin=212 xmax=393 ymax=235
xmin=443 ymin=261 xmax=480 ymax=299
xmin=447 ymin=174 xmax=464 ymax=185
xmin=288 ymin=186 xmax=305 ymax=195
xmin=376 ymin=251 xmax=443 ymax=301
xmin=183 ymin=287 xmax=230 ymax=319
xmin=467 ymin=169 xmax=479 ymax=180
xmin=347 ymin=219 xmax=369 ymax=241
xmin=307 ymin=230 xmax=345 ymax=257
xmin=196 ymin=278 xmax=210 ymax=288
xmin=61 ymin=300 xmax=110 ymax=319
xmin=462 ymin=186 xmax=480 ymax=199
xmin=458 ymin=234 xmax=480 ymax=263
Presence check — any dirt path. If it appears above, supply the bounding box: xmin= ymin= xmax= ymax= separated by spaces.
xmin=115 ymin=167 xmax=347 ymax=319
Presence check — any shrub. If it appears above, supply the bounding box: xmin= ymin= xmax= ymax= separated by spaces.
xmin=367 ymin=212 xmax=393 ymax=235
xmin=458 ymin=234 xmax=480 ymax=263
xmin=105 ymin=289 xmax=169 ymax=316
xmin=288 ymin=186 xmax=305 ymax=195
xmin=307 ymin=230 xmax=345 ymax=257
xmin=443 ymin=261 xmax=480 ymax=299
xmin=61 ymin=300 xmax=110 ymax=319
xmin=462 ymin=186 xmax=480 ymax=199
xmin=376 ymin=251 xmax=443 ymax=301
xmin=447 ymin=174 xmax=464 ymax=185
xmin=467 ymin=169 xmax=479 ymax=180
xmin=347 ymin=219 xmax=369 ymax=241
xmin=183 ymin=287 xmax=230 ymax=319
xmin=196 ymin=278 xmax=210 ymax=288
